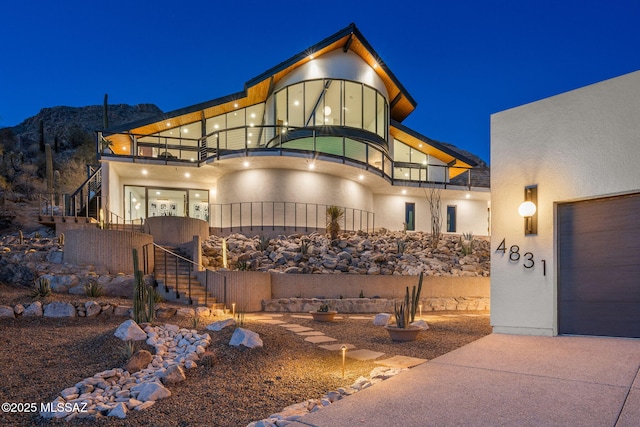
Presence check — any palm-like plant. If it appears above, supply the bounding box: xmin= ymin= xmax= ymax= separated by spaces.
xmin=326 ymin=205 xmax=344 ymax=240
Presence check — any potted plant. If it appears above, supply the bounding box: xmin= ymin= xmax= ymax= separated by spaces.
xmin=310 ymin=303 xmax=337 ymax=322
xmin=385 ymin=272 xmax=423 ymax=341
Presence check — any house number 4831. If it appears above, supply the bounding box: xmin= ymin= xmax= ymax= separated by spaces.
xmin=496 ymin=238 xmax=546 ymax=275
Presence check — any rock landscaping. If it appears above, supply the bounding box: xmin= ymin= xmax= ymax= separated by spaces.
xmin=41 ymin=320 xmax=211 ymax=421
xmin=202 ymin=230 xmax=490 ymax=276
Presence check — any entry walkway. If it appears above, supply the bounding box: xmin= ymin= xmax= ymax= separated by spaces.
xmin=289 ymin=333 xmax=640 ymax=427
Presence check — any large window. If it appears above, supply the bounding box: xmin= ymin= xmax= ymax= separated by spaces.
xmin=274 ymin=79 xmax=388 ymax=139
xmin=124 ymin=186 xmax=209 ymax=221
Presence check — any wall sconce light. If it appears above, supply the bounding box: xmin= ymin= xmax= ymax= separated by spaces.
xmin=518 ymin=185 xmax=538 ymax=235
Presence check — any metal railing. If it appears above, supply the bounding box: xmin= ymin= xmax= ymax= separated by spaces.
xmin=99 ymin=125 xmax=480 ymax=188
xmin=142 ymin=243 xmax=227 ymax=308
xmin=209 ymin=201 xmax=375 ymax=234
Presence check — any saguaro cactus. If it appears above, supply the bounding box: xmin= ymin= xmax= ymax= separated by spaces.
xmin=132 ymin=248 xmax=155 ymax=323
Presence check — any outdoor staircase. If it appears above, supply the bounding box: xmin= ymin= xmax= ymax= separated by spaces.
xmin=154 ymin=245 xmax=224 ymax=310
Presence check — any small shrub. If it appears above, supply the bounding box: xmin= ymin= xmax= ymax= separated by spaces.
xmin=236 ymin=260 xmax=251 ymax=271
xmin=30 ymin=277 xmax=51 ymax=298
xmin=191 ymin=316 xmax=200 ymax=329
xmin=151 ymin=287 xmax=163 ymax=303
xmin=300 ymin=239 xmax=310 ymax=255
xmin=120 ymin=341 xmax=135 ymax=360
xmin=359 ymin=289 xmax=365 ymax=298
xmin=318 ymin=303 xmax=329 ymax=312
xmin=84 ymin=280 xmax=104 ymax=298
xmin=396 ymin=238 xmax=407 ymax=255
xmin=256 ymin=235 xmax=271 ymax=251
xmin=460 ymin=232 xmax=474 ymax=255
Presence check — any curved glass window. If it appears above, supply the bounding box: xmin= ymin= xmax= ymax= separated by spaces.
xmin=275 ymin=79 xmax=388 ymax=141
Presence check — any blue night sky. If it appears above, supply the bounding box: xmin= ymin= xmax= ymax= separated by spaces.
xmin=1 ymin=0 xmax=639 ymax=164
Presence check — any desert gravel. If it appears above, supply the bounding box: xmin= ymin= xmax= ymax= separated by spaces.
xmin=0 ymin=286 xmax=490 ymax=427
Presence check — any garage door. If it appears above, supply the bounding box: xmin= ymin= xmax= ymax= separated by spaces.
xmin=558 ymin=193 xmax=640 ymax=338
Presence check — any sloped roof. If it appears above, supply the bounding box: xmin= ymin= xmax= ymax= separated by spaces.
xmin=108 ymin=23 xmax=417 ymax=136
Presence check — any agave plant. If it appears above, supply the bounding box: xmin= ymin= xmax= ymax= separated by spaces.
xmin=30 ymin=277 xmax=52 ymax=299
xmin=326 ymin=205 xmax=344 ymax=240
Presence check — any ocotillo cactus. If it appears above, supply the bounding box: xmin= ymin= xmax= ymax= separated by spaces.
xmin=409 ymin=271 xmax=423 ymax=323
xmin=45 ymin=144 xmax=53 ymax=195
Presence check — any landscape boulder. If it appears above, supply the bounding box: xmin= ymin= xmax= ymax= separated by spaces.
xmin=229 ymin=328 xmax=263 ymax=349
xmin=132 ymin=382 xmax=172 ymax=402
xmin=0 ymin=305 xmax=15 ymax=318
xmin=43 ymin=302 xmax=76 ymax=318
xmin=124 ymin=350 xmax=153 ymax=373
xmin=373 ymin=313 xmax=392 ymax=326
xmin=85 ymin=301 xmax=101 ymax=318
xmin=114 ymin=319 xmax=147 ymax=341
xmin=206 ymin=318 xmax=236 ymax=331
xmin=160 ymin=364 xmax=186 ymax=384
xmin=22 ymin=301 xmax=43 ymax=317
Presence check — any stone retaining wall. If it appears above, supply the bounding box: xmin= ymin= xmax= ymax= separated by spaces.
xmin=0 ymin=301 xmax=225 ymax=320
xmin=262 ymin=296 xmax=490 ymax=313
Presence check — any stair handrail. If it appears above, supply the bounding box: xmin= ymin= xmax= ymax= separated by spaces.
xmin=68 ymin=165 xmax=102 ymax=218
xmin=142 ymin=242 xmax=227 ymax=308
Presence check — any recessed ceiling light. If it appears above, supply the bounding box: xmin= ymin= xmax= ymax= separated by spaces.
xmin=308 ymin=54 xmax=314 ymax=60
xmin=404 ymin=173 xmax=409 ymax=177
xmin=166 ymin=122 xmax=171 ymax=127
xmin=185 ymin=172 xmax=191 ymax=178
xmin=294 ymin=100 xmax=300 ymax=106
xmin=243 ymin=161 xmax=249 ymax=167
xmin=195 ymin=193 xmax=200 ymax=197
xmin=234 ymin=103 xmax=238 ymax=108
xmin=402 ymin=189 xmax=407 ymax=195
xmin=466 ymin=193 xmax=471 ymax=199
xmin=250 ymin=113 xmax=256 ymax=118
xmin=131 ymin=198 xmax=137 ymax=202
xmin=422 ymin=160 xmax=427 ymax=165
xmin=122 ymin=146 xmax=127 ymax=150
xmin=156 ymin=191 xmax=161 ymax=195
xmin=373 ymin=62 xmax=378 ymax=69
xmin=248 ymin=133 xmax=253 ymax=137
xmin=214 ymin=124 xmax=219 ymax=129
xmin=142 ymin=169 xmax=148 ymax=175
xmin=183 ymin=128 xmax=188 ymax=133
xmin=419 ymin=144 xmax=423 ymax=148
xmin=324 ymin=106 xmax=332 ymax=115
xmin=358 ymin=174 xmax=364 ymax=180
xmin=308 ymin=163 xmax=315 ymax=170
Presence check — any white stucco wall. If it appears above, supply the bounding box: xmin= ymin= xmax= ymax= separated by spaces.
xmin=273 ymin=50 xmax=389 ymax=98
xmin=372 ymin=193 xmax=489 ymax=236
xmin=490 ymin=70 xmax=640 ymax=336
xmin=216 ymin=169 xmax=373 ymax=211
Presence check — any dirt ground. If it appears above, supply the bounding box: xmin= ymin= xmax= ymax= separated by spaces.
xmin=0 ymin=284 xmax=491 ymax=426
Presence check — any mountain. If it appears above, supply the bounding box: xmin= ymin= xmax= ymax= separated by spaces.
xmin=5 ymin=104 xmax=162 ymax=149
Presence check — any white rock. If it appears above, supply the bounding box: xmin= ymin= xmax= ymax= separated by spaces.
xmin=206 ymin=318 xmax=236 ymax=331
xmin=14 ymin=304 xmax=24 ymax=315
xmin=0 ymin=305 xmax=15 ymax=318
xmin=160 ymin=365 xmax=186 ymax=384
xmin=409 ymin=319 xmax=429 ymax=330
xmin=85 ymin=301 xmax=101 ymax=318
xmin=135 ymin=400 xmax=155 ymax=410
xmin=229 ymin=328 xmax=263 ymax=348
xmin=131 ymin=382 xmax=171 ymax=401
xmin=23 ymin=301 xmax=43 ymax=317
xmin=43 ymin=301 xmax=77 ymax=318
xmin=114 ymin=320 xmax=148 ymax=341
xmin=60 ymin=387 xmax=79 ymax=399
xmin=107 ymin=402 xmax=128 ymax=418
xmin=373 ymin=313 xmax=392 ymax=326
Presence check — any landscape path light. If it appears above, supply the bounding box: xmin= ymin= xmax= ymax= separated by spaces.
xmin=341 ymin=345 xmax=347 ymax=379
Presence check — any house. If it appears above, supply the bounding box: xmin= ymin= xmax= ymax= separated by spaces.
xmin=97 ymin=23 xmax=490 ymax=237
xmin=490 ymin=70 xmax=640 ymax=338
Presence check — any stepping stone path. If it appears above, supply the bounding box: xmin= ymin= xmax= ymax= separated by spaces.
xmin=246 ymin=313 xmax=429 ymax=427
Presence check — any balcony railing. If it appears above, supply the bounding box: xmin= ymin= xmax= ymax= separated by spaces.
xmin=99 ymin=124 xmax=480 ymax=188
xmin=210 ymin=201 xmax=375 ymax=235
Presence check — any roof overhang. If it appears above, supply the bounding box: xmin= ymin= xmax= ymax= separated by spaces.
xmin=390 ymin=120 xmax=477 ymax=179
xmin=106 ymin=23 xmax=417 ymax=137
